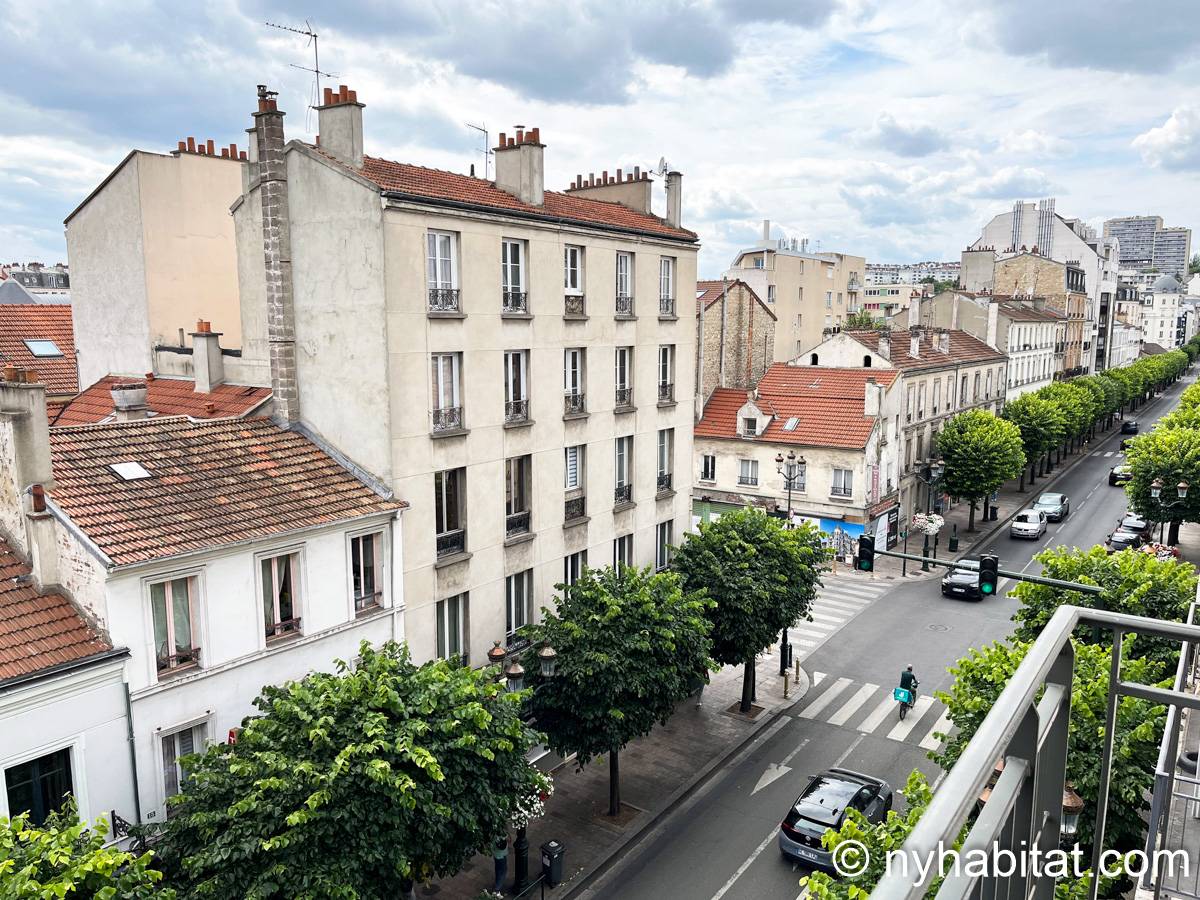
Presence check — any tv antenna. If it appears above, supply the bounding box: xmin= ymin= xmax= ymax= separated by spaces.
xmin=265 ymin=19 xmax=338 ymax=131
xmin=652 ymin=156 xmax=669 ymax=177
xmin=465 ymin=122 xmax=493 ymax=179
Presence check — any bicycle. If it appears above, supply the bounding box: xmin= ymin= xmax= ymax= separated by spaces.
xmin=894 ymin=684 xmax=918 ymax=720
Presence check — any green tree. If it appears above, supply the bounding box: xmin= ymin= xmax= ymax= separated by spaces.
xmin=0 ymin=800 xmax=172 ymax=898
xmin=1038 ymin=381 xmax=1098 ymax=451
xmin=672 ymin=508 xmax=826 ymax=712
xmin=934 ymin=636 xmax=1167 ymax=855
xmin=1188 ymin=252 xmax=1200 ymax=275
xmin=843 ymin=310 xmax=882 ymax=329
xmin=153 ymin=642 xmax=548 ymax=898
xmin=521 ymin=565 xmax=713 ymax=816
xmin=936 ymin=410 xmax=1026 ymax=530
xmin=1125 ymin=425 xmax=1200 ymax=544
xmin=1002 ymin=394 xmax=1067 ymax=488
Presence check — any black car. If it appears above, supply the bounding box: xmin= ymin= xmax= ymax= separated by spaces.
xmin=1118 ymin=512 xmax=1153 ymax=540
xmin=779 ymin=769 xmax=893 ymax=870
xmin=1121 ymin=420 xmax=1140 ymax=435
xmin=1106 ymin=528 xmax=1143 ymax=553
xmin=1109 ymin=465 xmax=1133 ymax=486
xmin=942 ymin=559 xmax=981 ymax=600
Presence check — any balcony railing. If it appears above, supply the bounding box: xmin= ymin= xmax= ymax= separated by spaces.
xmin=564 ymin=391 xmax=586 ymax=416
xmin=428 ymin=288 xmax=460 ymax=313
xmin=614 ymin=483 xmax=632 ymax=505
xmin=505 ymin=510 xmax=531 ymax=538
xmin=737 ymin=475 xmax=758 ymax=486
xmin=156 ymin=647 xmax=200 ymax=674
xmin=659 ymin=296 xmax=676 ymax=317
xmin=564 ymin=496 xmax=586 ymax=521
xmin=830 ymin=485 xmax=852 ymax=498
xmin=657 ymin=472 xmax=673 ymax=493
xmin=353 ymin=592 xmax=381 ymax=613
xmin=564 ymin=294 xmax=586 ymax=317
xmin=502 ymin=290 xmax=528 ymax=314
xmin=265 ymin=617 xmax=303 ymax=639
xmin=658 ymin=382 xmax=675 ymax=404
xmin=615 ymin=386 xmax=633 ymax=409
xmin=616 ymin=294 xmax=635 ymax=317
xmin=504 ymin=398 xmax=529 ymax=424
xmin=431 ymin=406 xmax=464 ymax=433
xmin=436 ymin=528 xmax=466 ymax=558
xmin=872 ymin=604 xmax=1200 ymax=900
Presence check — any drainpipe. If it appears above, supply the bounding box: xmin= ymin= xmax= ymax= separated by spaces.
xmin=123 ymin=681 xmax=143 ymax=827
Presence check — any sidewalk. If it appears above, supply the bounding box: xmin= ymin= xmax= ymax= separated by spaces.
xmin=432 ymin=632 xmax=814 ymax=898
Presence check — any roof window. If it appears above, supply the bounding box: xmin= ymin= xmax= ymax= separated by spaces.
xmin=110 ymin=461 xmax=152 ymax=481
xmin=23 ymin=339 xmax=62 ymax=358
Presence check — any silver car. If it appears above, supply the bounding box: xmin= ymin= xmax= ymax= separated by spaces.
xmin=1009 ymin=509 xmax=1047 ymax=539
xmin=1033 ymin=492 xmax=1070 ymax=521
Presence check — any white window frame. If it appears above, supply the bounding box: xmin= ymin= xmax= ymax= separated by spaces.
xmin=564 ymin=348 xmax=584 ymax=396
xmin=434 ymin=469 xmax=464 ymax=538
xmin=437 ymin=593 xmax=469 ymax=662
xmin=658 ymin=345 xmax=674 ymax=387
xmin=431 ymin=353 xmax=461 ymax=411
xmin=426 ymin=231 xmax=457 ymax=290
xmin=655 ymin=520 xmax=673 ymax=571
xmin=565 ymin=445 xmax=584 ymax=490
xmin=616 ymin=252 xmax=633 ymax=298
xmin=506 ymin=455 xmax=532 ymax=517
xmin=349 ymin=529 xmax=385 ymax=614
xmin=615 ymin=435 xmax=632 ymax=489
xmin=564 ymin=551 xmax=588 ymax=588
xmin=505 ymin=571 xmax=532 ymax=642
xmin=615 ymin=346 xmax=632 ymax=391
xmin=659 ymin=257 xmax=675 ymax=301
xmin=657 ymin=429 xmax=673 ymax=477
xmin=160 ymin=719 xmax=209 ymax=813
xmin=501 ymin=239 xmax=525 ymax=293
xmin=613 ymin=533 xmax=634 ymax=569
xmin=700 ymin=454 xmax=716 ymax=482
xmin=258 ymin=547 xmax=304 ymax=642
xmin=739 ymin=458 xmax=759 ymax=486
xmin=564 ymin=245 xmax=584 ymax=295
xmin=832 ymin=468 xmax=853 ymax=497
xmin=147 ymin=574 xmax=201 ymax=679
xmin=504 ymin=350 xmax=528 ymax=404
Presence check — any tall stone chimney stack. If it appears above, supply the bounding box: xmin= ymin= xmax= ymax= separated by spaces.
xmin=666 ymin=171 xmax=683 ymax=228
xmin=494 ymin=128 xmax=544 ymax=206
xmin=316 ymin=85 xmax=364 ymax=168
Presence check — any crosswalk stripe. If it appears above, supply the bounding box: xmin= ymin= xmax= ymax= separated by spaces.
xmin=919 ymin=710 xmax=953 ymax=751
xmin=812 ymin=671 xmax=826 ymax=686
xmin=1104 ymin=451 xmax=1115 ymax=458
xmin=827 ymin=683 xmax=878 ymax=726
xmin=1092 ymin=451 xmax=1103 ymax=457
xmin=822 ymin=589 xmax=875 ymax=604
xmin=814 ymin=597 xmax=867 ymax=612
xmin=808 ymin=613 xmax=845 ymax=626
xmin=887 ymin=696 xmax=936 ymax=741
xmin=857 ymin=694 xmax=896 ymax=733
xmin=799 ymin=677 xmax=852 ymax=718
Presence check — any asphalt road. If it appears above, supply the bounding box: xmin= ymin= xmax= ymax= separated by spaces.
xmin=586 ymin=379 xmax=1191 ymax=900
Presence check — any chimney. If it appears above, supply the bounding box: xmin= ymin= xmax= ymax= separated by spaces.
xmin=761 ymin=219 xmax=771 ymax=242
xmin=907 ymin=295 xmax=921 ymax=330
xmin=111 ymin=381 xmax=149 ymax=421
xmin=0 ymin=371 xmax=54 ymax=569
xmin=253 ymin=85 xmax=301 ymax=426
xmin=191 ymin=320 xmax=226 ymax=393
xmin=665 ymin=171 xmax=683 ymax=228
xmin=494 ymin=126 xmax=544 ymax=206
xmin=986 ymin=301 xmax=1000 ymax=349
xmin=316 ymin=84 xmax=365 ymax=168
xmin=864 ymin=376 xmax=881 ymax=418
xmin=878 ymin=332 xmax=891 ymax=360
xmin=938 ymin=330 xmax=951 ymax=354
xmin=910 ymin=332 xmax=921 ymax=358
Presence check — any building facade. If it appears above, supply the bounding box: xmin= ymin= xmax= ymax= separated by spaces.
xmin=988 ymin=252 xmax=1088 ymax=377
xmin=865 ymin=261 xmax=959 ymax=286
xmin=1104 ymin=216 xmax=1192 ymax=278
xmin=1142 ymin=275 xmax=1185 ymax=349
xmin=694 ymin=279 xmax=776 ymax=410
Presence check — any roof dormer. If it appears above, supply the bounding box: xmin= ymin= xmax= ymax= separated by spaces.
xmin=737 ymin=396 xmax=771 ymax=438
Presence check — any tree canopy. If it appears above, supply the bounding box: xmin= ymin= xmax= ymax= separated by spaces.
xmin=936 ymin=410 xmax=1025 ymax=529
xmin=1001 ymin=394 xmax=1067 ymax=479
xmin=1124 ymin=425 xmax=1200 ymax=540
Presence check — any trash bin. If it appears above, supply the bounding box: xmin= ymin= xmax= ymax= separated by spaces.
xmin=541 ymin=839 xmax=565 ymax=887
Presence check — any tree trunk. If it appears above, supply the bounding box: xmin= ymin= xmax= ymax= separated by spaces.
xmin=740 ymin=658 xmax=754 ymax=713
xmin=1029 ymin=461 xmax=1037 ymax=484
xmin=1169 ymin=519 xmax=1182 ymax=546
xmin=608 ymin=749 xmax=621 ymax=816
xmin=968 ymin=502 xmax=977 ymax=532
xmin=1019 ymin=470 xmax=1026 ymax=492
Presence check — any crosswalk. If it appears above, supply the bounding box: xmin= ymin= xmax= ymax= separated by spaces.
xmin=782 ymin=580 xmax=888 ymax=660
xmin=799 ymin=670 xmax=952 ymax=751
xmin=1092 ymin=450 xmax=1124 ymax=458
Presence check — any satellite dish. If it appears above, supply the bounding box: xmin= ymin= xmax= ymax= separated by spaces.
xmin=654 ymin=157 xmax=669 ymax=177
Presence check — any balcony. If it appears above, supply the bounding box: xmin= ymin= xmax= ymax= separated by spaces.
xmin=428 ymin=288 xmax=461 ymax=314
xmin=265 ymin=616 xmax=303 ymax=640
xmin=659 ymin=296 xmax=677 ymax=318
xmin=156 ymin=647 xmax=200 ymax=675
xmin=505 ymin=510 xmax=531 ymax=538
xmin=830 ymin=485 xmax=852 ymax=499
xmin=502 ymin=290 xmax=528 ymax=315
xmin=658 ymin=382 xmax=676 ymax=405
xmin=431 ymin=406 xmax=464 ymax=434
xmin=614 ymin=386 xmax=634 ymax=411
xmin=504 ymin=398 xmax=529 ymax=425
xmin=353 ymin=592 xmax=381 ymax=614
xmin=563 ymin=391 xmax=587 ymax=418
xmin=737 ymin=475 xmax=758 ymax=487
xmin=564 ymin=496 xmax=586 ymax=523
xmin=615 ymin=294 xmax=635 ymax=318
xmin=614 ymin=483 xmax=632 ymax=506
xmin=436 ymin=528 xmax=466 ymax=558
xmin=564 ymin=294 xmax=586 ymax=319
xmin=657 ymin=472 xmax=673 ymax=494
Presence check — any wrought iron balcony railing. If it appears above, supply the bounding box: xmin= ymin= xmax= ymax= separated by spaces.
xmin=564 ymin=496 xmax=586 ymax=522
xmin=502 ymin=290 xmax=528 ymax=314
xmin=615 ymin=387 xmax=633 ymax=409
xmin=156 ymin=647 xmax=200 ymax=674
xmin=659 ymin=296 xmax=676 ymax=317
xmin=431 ymin=406 xmax=464 ymax=433
xmin=657 ymin=472 xmax=673 ymax=493
xmin=428 ymin=288 xmax=460 ymax=312
xmin=505 ymin=510 xmax=531 ymax=538
xmin=564 ymin=294 xmax=586 ymax=317
xmin=658 ymin=382 xmax=675 ymax=403
xmin=614 ymin=483 xmax=632 ymax=505
xmin=616 ymin=294 xmax=635 ymax=317
xmin=564 ymin=391 xmax=586 ymax=416
xmin=504 ymin=398 xmax=529 ymax=424
xmin=265 ymin=616 xmax=303 ymax=639
xmin=436 ymin=528 xmax=466 ymax=558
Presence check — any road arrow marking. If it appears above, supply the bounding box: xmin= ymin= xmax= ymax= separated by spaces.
xmin=753 ymin=762 xmax=793 ymax=795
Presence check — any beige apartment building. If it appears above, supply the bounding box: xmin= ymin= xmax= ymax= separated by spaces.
xmin=65 ymin=141 xmax=249 ymax=386
xmin=991 ymin=252 xmax=1088 ymax=377
xmin=232 ymin=86 xmax=699 ymax=665
xmin=723 ymin=221 xmax=865 ymax=361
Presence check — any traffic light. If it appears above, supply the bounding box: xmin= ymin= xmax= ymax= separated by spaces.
xmin=979 ymin=554 xmax=999 ymax=596
xmin=857 ymin=535 xmax=875 ymax=572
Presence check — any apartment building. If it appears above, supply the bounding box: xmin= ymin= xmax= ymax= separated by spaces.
xmin=694 ymin=279 xmax=776 ymax=409
xmin=862 ymin=284 xmax=922 ymax=319
xmin=865 ymin=261 xmax=959 ymax=286
xmin=724 ymin=221 xmax=865 ymax=360
xmin=0 ymin=262 xmax=70 ymax=303
xmin=231 ymin=86 xmax=699 ymax=666
xmin=1109 ymin=282 xmax=1144 ymax=369
xmin=1142 ymin=274 xmax=1185 ymax=349
xmin=1104 ymin=216 xmax=1192 ymax=278
xmin=987 ymin=252 xmax=1088 ymax=377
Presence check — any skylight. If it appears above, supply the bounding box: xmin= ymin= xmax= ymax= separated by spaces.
xmin=110 ymin=461 xmax=152 ymax=481
xmin=23 ymin=339 xmax=62 ymax=358
xmin=783 ymin=417 xmax=799 ymax=432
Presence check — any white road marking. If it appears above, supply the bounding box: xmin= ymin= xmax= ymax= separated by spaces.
xmin=919 ymin=709 xmax=954 ymax=751
xmin=708 ymin=825 xmax=781 ymax=900
xmin=781 ymin=737 xmax=812 ymax=767
xmin=827 ymin=683 xmax=878 ymax=726
xmin=812 ymin=671 xmax=826 ymax=686
xmin=886 ymin=696 xmax=936 ymax=741
xmin=857 ymin=693 xmax=896 ymax=734
xmin=798 ymin=677 xmax=852 ymax=719
xmin=831 ymin=733 xmax=867 ymax=767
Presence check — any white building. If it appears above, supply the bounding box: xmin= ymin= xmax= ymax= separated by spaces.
xmin=865 ymin=261 xmax=959 ymax=286
xmin=1109 ymin=282 xmax=1144 ymax=370
xmin=1142 ymin=274 xmax=1185 ymax=349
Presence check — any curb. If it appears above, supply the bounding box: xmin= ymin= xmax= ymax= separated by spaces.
xmin=562 ymin=667 xmax=812 ymax=899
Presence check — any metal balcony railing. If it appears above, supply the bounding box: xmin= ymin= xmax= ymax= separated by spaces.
xmin=564 ymin=392 xmax=586 ymax=416
xmin=872 ymin=605 xmax=1200 ymax=900
xmin=505 ymin=510 xmax=531 ymax=538
xmin=659 ymin=296 xmax=676 ymax=317
xmin=428 ymin=288 xmax=460 ymax=312
xmin=265 ymin=616 xmax=303 ymax=639
xmin=616 ymin=294 xmax=635 ymax=317
xmin=657 ymin=472 xmax=673 ymax=493
xmin=156 ymin=647 xmax=200 ymax=674
xmin=658 ymin=382 xmax=675 ymax=403
xmin=564 ymin=294 xmax=586 ymax=317
xmin=431 ymin=406 xmax=464 ymax=432
xmin=614 ymin=483 xmax=632 ymax=505
xmin=502 ymin=290 xmax=528 ymax=314
xmin=504 ymin=398 xmax=529 ymax=424
xmin=615 ymin=386 xmax=633 ymax=409
xmin=564 ymin=496 xmax=586 ymax=522
xmin=435 ymin=528 xmax=466 ymax=558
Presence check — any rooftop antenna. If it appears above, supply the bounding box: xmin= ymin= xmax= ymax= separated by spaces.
xmin=465 ymin=122 xmax=492 ymax=179
xmin=265 ymin=19 xmax=338 ymax=131
xmin=652 ymin=157 xmax=669 ymax=177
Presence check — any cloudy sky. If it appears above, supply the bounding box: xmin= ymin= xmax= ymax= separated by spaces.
xmin=4 ymin=0 xmax=1198 ymax=277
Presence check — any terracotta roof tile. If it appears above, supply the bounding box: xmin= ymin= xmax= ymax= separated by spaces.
xmin=353 ymin=154 xmax=697 ymax=242
xmin=49 ymin=417 xmax=405 ymax=567
xmin=996 ymin=302 xmax=1066 ymax=322
xmin=52 ymin=375 xmax=271 ymax=427
xmin=696 ymin=365 xmax=899 ymax=450
xmin=694 ymin=279 xmax=776 ymax=319
xmin=0 ymin=537 xmax=110 ymax=681
xmin=0 ymin=305 xmax=77 ymax=394
xmin=845 ymin=328 xmax=1007 ymax=371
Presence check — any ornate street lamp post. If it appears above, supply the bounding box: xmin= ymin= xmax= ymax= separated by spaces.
xmin=505 ymin=643 xmax=556 ymax=893
xmin=1150 ymin=477 xmax=1190 ymax=543
xmin=775 ymin=450 xmax=805 ymax=676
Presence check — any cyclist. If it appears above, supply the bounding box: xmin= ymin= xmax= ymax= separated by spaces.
xmin=899 ymin=665 xmax=919 ymax=703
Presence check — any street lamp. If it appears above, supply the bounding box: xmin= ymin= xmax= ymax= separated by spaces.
xmin=538 ymin=645 xmax=558 ymax=678
xmin=504 ymin=660 xmax=525 ymax=693
xmin=512 ymin=643 xmax=555 ymax=893
xmin=1061 ymin=782 xmax=1084 ymax=844
xmin=913 ymin=458 xmax=946 ymax=571
xmin=1149 ymin=478 xmax=1190 ymax=543
xmin=775 ymin=450 xmax=806 ymax=675
xmin=487 ymin=640 xmax=507 ymax=676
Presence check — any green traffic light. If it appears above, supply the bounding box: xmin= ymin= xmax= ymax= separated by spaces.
xmin=981 ymin=583 xmax=995 ymax=594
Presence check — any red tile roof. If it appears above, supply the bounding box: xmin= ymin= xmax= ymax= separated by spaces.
xmin=695 ymin=365 xmax=899 ymax=450
xmin=996 ymin=302 xmax=1066 ymax=322
xmin=845 ymin=328 xmax=1007 ymax=372
xmin=0 ymin=305 xmax=77 ymax=395
xmin=52 ymin=375 xmax=271 ymax=427
xmin=49 ymin=417 xmax=405 ymax=567
xmin=0 ymin=537 xmax=111 ymax=682
xmin=354 ymin=154 xmax=697 ymax=242
xmin=695 ymin=279 xmax=776 ymax=319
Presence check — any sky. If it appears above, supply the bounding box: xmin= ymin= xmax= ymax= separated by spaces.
xmin=3 ymin=0 xmax=1199 ymax=278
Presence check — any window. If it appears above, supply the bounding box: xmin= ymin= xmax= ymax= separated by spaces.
xmin=657 ymin=428 xmax=674 ymax=492
xmin=564 ymin=245 xmax=583 ymax=295
xmin=505 ymin=455 xmax=532 ymax=536
xmin=658 ymin=345 xmax=675 ymax=402
xmin=504 ymin=350 xmax=529 ymax=423
xmin=23 ymin=339 xmax=62 ymax=358
xmin=431 ymin=353 xmax=462 ymax=431
xmin=501 ymin=239 xmax=525 ymax=294
xmin=655 ymin=520 xmax=673 ymax=571
xmin=437 ymin=594 xmax=468 ymax=662
xmin=565 ymin=445 xmax=584 ymax=490
xmin=615 ymin=435 xmax=633 ymax=503
xmin=262 ymin=552 xmax=301 ymax=637
xmin=932 ymin=378 xmax=941 ymax=415
xmin=434 ymin=468 xmax=466 ymax=557
xmin=742 ymin=416 xmax=757 ymax=436
xmin=616 ymin=252 xmax=633 ymax=299
xmin=613 ymin=533 xmax=634 ymax=569
xmin=426 ymin=231 xmax=457 ymax=290
xmin=985 ymin=370 xmax=993 ymax=398
xmin=5 ymin=748 xmax=72 ymax=825
xmin=917 ymin=383 xmax=926 ymax=419
xmin=564 ymin=348 xmax=585 ymax=415
xmin=832 ymin=468 xmax=853 ymax=497
xmin=946 ymin=375 xmax=954 ymax=410
xmin=738 ymin=458 xmax=759 ymax=486
xmin=564 ymin=551 xmax=587 ymax=587
xmin=825 ymin=291 xmax=832 ymax=308
xmin=973 ymin=372 xmax=981 ymax=401
xmin=162 ymin=725 xmax=205 ymax=808
xmin=767 ymin=285 xmax=776 ymax=304
xmin=350 ymin=532 xmax=384 ymax=612
xmin=659 ymin=257 xmax=675 ymax=300
xmin=906 ymin=385 xmax=914 ymax=423
xmin=505 ymin=570 xmax=532 ymax=642
xmin=700 ymin=453 xmax=716 ymax=482
xmin=615 ymin=346 xmax=633 ymax=407
xmin=787 ymin=460 xmax=807 ymax=492
xmin=960 ymin=375 xmax=968 ymax=406
xmin=150 ymin=577 xmax=198 ymax=674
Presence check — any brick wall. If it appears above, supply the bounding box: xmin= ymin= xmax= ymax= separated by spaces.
xmin=697 ymin=282 xmax=776 ymax=402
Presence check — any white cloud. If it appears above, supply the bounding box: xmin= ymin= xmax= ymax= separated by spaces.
xmin=963 ymin=166 xmax=1054 ymax=199
xmin=997 ymin=130 xmax=1072 ymax=159
xmin=1133 ymin=107 xmax=1200 ymax=172
xmin=862 ymin=113 xmax=948 ymax=158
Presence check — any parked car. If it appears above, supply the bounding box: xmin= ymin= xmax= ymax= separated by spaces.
xmin=1118 ymin=512 xmax=1153 ymax=540
xmin=1010 ymin=509 xmax=1048 ymax=539
xmin=1109 ymin=465 xmax=1133 ymax=486
xmin=779 ymin=769 xmax=893 ymax=870
xmin=942 ymin=558 xmax=982 ymax=600
xmin=1033 ymin=492 xmax=1070 ymax=521
xmin=1106 ymin=528 xmax=1143 ymax=553
xmin=1121 ymin=420 xmax=1140 ymax=435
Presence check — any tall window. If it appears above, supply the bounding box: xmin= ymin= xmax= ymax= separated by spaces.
xmin=564 ymin=245 xmax=583 ymax=295
xmin=657 ymin=428 xmax=674 ymax=492
xmin=505 ymin=570 xmax=532 ymax=643
xmin=613 ymin=533 xmax=634 ymax=569
xmin=985 ymin=370 xmax=993 ymax=398
xmin=973 ymin=372 xmax=981 ymax=401
xmin=501 ymin=239 xmax=525 ymax=294
xmin=655 ymin=520 xmax=673 ymax=571
xmin=5 ymin=748 xmax=72 ymax=825
xmin=960 ymin=375 xmax=968 ymax=406
xmin=504 ymin=350 xmax=529 ymax=423
xmin=262 ymin=552 xmax=301 ymax=638
xmin=906 ymin=385 xmax=914 ymax=422
xmin=151 ymin=577 xmax=198 ymax=674
xmin=505 ymin=456 xmax=532 ymax=536
xmin=162 ymin=724 xmax=205 ymax=808
xmin=700 ymin=453 xmax=716 ymax=482
xmin=946 ymin=375 xmax=955 ymax=410
xmin=658 ymin=345 xmax=675 ymax=403
xmin=437 ymin=594 xmax=468 ymax=662
xmin=615 ymin=346 xmax=633 ymax=407
xmin=565 ymin=445 xmax=584 ymax=491
xmin=431 ymin=353 xmax=462 ymax=431
xmin=615 ymin=435 xmax=633 ymax=503
xmin=659 ymin=257 xmax=675 ymax=300
xmin=616 ymin=252 xmax=633 ymax=299
xmin=917 ymin=383 xmax=926 ymax=419
xmin=426 ymin=231 xmax=456 ymax=290
xmin=832 ymin=468 xmax=853 ymax=497
xmin=564 ymin=550 xmax=587 ymax=587
xmin=350 ymin=532 xmax=384 ymax=612
xmin=932 ymin=378 xmax=941 ymax=415
xmin=738 ymin=459 xmax=759 ymax=486
xmin=434 ymin=469 xmax=465 ymax=557
xmin=564 ymin=348 xmax=585 ymax=414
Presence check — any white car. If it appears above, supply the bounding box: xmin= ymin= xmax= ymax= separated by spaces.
xmin=1009 ymin=509 xmax=1047 ymax=539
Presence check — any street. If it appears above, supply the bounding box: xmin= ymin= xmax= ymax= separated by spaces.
xmin=585 ymin=380 xmax=1189 ymax=900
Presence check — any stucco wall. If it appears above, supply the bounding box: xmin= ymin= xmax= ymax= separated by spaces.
xmin=54 ymin=525 xmax=108 ymax=629
xmin=0 ymin=418 xmax=26 ymax=555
